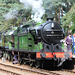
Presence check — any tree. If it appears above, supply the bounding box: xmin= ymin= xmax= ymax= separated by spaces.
xmin=43 ymin=0 xmax=65 ymax=23
xmin=62 ymin=3 xmax=75 ymax=34
xmin=0 ymin=0 xmax=32 ymax=31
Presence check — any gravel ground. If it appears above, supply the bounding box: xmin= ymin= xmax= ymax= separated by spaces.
xmin=50 ymin=70 xmax=75 ymax=75
xmin=0 ymin=59 xmax=75 ymax=75
xmin=0 ymin=59 xmax=43 ymax=75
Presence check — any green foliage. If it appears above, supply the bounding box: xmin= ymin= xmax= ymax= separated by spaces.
xmin=62 ymin=3 xmax=75 ymax=33
xmin=71 ymin=12 xmax=75 ymax=32
xmin=42 ymin=0 xmax=65 ymax=22
xmin=0 ymin=0 xmax=75 ymax=32
xmin=0 ymin=0 xmax=32 ymax=32
xmin=36 ymin=21 xmax=45 ymax=25
xmin=3 ymin=0 xmax=20 ymax=4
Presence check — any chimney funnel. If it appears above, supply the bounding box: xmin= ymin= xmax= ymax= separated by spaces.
xmin=47 ymin=18 xmax=54 ymax=21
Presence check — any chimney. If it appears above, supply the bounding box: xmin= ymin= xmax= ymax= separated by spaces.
xmin=47 ymin=18 xmax=54 ymax=21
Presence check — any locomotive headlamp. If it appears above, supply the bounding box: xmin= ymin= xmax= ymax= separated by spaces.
xmin=51 ymin=23 xmax=54 ymax=28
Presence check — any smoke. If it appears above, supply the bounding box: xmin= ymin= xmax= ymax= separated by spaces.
xmin=20 ymin=0 xmax=45 ymax=22
xmin=4 ymin=8 xmax=18 ymax=20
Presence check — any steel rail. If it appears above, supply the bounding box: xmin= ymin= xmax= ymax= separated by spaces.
xmin=0 ymin=68 xmax=21 ymax=75
xmin=0 ymin=63 xmax=61 ymax=75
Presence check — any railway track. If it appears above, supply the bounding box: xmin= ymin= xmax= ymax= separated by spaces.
xmin=0 ymin=68 xmax=20 ymax=75
xmin=62 ymin=69 xmax=75 ymax=73
xmin=39 ymin=68 xmax=75 ymax=75
xmin=0 ymin=62 xmax=60 ymax=75
xmin=0 ymin=60 xmax=75 ymax=75
xmin=51 ymin=70 xmax=75 ymax=75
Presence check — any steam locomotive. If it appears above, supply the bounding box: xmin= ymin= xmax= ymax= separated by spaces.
xmin=0 ymin=18 xmax=73 ymax=68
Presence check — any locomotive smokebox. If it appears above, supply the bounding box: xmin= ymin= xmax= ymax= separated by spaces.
xmin=29 ymin=17 xmax=64 ymax=45
xmin=41 ymin=20 xmax=64 ymax=45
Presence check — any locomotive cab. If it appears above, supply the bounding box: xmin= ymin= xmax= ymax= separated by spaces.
xmin=29 ymin=25 xmax=42 ymax=43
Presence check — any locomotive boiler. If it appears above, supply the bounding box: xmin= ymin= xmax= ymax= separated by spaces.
xmin=0 ymin=18 xmax=73 ymax=68
xmin=30 ymin=18 xmax=64 ymax=44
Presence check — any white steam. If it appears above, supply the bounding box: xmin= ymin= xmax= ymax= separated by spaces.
xmin=4 ymin=8 xmax=18 ymax=20
xmin=20 ymin=0 xmax=45 ymax=22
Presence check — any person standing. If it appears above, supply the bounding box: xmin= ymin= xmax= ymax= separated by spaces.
xmin=72 ymin=34 xmax=75 ymax=54
xmin=65 ymin=33 xmax=72 ymax=52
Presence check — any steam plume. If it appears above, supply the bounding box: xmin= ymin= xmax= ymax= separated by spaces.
xmin=20 ymin=0 xmax=45 ymax=22
xmin=4 ymin=8 xmax=18 ymax=20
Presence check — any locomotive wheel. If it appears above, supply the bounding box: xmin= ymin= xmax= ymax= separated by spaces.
xmin=10 ymin=55 xmax=13 ymax=61
xmin=7 ymin=52 xmax=11 ymax=61
xmin=41 ymin=61 xmax=44 ymax=68
xmin=29 ymin=61 xmax=33 ymax=67
xmin=19 ymin=60 xmax=22 ymax=65
xmin=3 ymin=52 xmax=9 ymax=60
xmin=63 ymin=60 xmax=74 ymax=69
xmin=35 ymin=60 xmax=40 ymax=68
xmin=24 ymin=61 xmax=27 ymax=65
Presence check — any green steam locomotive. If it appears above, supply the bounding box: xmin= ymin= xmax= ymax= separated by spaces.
xmin=0 ymin=18 xmax=73 ymax=68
